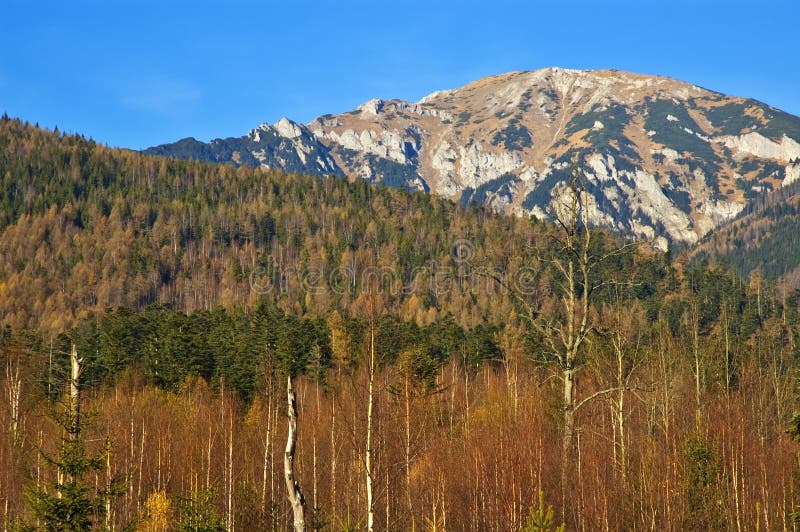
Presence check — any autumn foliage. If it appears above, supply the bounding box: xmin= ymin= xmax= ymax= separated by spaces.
xmin=1 ymin=117 xmax=800 ymax=529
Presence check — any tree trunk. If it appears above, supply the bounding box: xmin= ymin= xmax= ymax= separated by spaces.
xmin=69 ymin=343 xmax=81 ymax=440
xmin=612 ymin=330 xmax=628 ymax=484
xmin=261 ymin=387 xmax=272 ymax=515
xmin=722 ymin=303 xmax=732 ymax=399
xmin=59 ymin=344 xmax=82 ymax=497
xmin=690 ymin=298 xmax=702 ymax=429
xmin=284 ymin=376 xmax=305 ymax=532
xmin=616 ymin=387 xmax=626 ymax=484
xmin=330 ymin=392 xmax=337 ymax=514
xmin=561 ymin=365 xmax=575 ymax=517
xmin=5 ymin=357 xmax=21 ymax=444
xmin=366 ymin=323 xmax=376 ymax=532
xmin=227 ymin=414 xmax=234 ymax=531
xmin=405 ymin=373 xmax=414 ymax=525
xmin=105 ymin=437 xmax=113 ymax=530
xmin=313 ymin=382 xmax=319 ymax=515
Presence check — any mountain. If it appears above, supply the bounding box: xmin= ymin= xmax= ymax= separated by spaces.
xmin=145 ymin=67 xmax=800 ymax=249
xmin=145 ymin=118 xmax=342 ymax=177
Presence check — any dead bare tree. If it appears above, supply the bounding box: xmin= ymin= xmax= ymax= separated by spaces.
xmin=284 ymin=376 xmax=305 ymax=532
xmin=69 ymin=343 xmax=81 ymax=440
xmin=547 ymin=177 xmax=641 ymax=520
xmin=485 ymin=166 xmax=638 ymax=518
xmin=5 ymin=352 xmax=22 ymax=445
xmin=366 ymin=320 xmax=376 ymax=532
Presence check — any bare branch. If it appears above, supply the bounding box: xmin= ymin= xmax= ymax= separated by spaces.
xmin=574 ymin=386 xmax=631 ymax=414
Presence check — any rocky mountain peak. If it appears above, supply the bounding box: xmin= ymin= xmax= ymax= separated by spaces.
xmin=145 ymin=68 xmax=800 ymax=249
xmin=273 ymin=117 xmax=305 ymax=139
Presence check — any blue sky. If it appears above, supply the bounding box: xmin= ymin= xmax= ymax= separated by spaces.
xmin=1 ymin=0 xmax=798 ymax=150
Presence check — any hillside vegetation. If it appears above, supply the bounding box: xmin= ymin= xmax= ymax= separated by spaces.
xmin=0 ymin=115 xmax=544 ymax=334
xmin=1 ymin=117 xmax=800 ymax=530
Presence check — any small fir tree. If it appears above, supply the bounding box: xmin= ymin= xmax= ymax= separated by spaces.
xmin=23 ymin=344 xmax=120 ymax=531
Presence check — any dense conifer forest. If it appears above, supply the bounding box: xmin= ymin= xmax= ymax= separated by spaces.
xmin=2 ymin=116 xmax=800 ymax=530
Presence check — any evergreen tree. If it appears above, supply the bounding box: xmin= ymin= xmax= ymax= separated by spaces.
xmin=23 ymin=344 xmax=120 ymax=531
xmin=175 ymin=486 xmax=225 ymax=532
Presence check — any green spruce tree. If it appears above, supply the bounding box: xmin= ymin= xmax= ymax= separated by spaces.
xmin=23 ymin=344 xmax=120 ymax=531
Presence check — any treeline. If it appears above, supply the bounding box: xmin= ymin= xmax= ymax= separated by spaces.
xmin=42 ymin=303 xmax=504 ymax=405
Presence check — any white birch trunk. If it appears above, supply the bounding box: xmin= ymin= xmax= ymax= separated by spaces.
xmin=284 ymin=376 xmax=305 ymax=532
xmin=366 ymin=323 xmax=375 ymax=532
xmin=5 ymin=358 xmax=21 ymax=444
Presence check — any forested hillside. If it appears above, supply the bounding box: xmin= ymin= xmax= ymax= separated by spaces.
xmin=0 ymin=115 xmax=544 ymax=334
xmin=2 ymin=117 xmax=800 ymax=530
xmin=692 ymin=178 xmax=800 ymax=285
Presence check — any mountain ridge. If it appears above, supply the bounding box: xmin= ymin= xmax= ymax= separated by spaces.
xmin=145 ymin=67 xmax=800 ymax=249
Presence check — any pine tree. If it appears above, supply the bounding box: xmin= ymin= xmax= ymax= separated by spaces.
xmin=23 ymin=344 xmax=120 ymax=531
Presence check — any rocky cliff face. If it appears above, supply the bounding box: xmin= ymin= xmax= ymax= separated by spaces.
xmin=145 ymin=67 xmax=800 ymax=248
